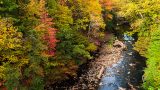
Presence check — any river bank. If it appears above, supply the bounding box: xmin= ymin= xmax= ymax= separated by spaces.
xmin=67 ymin=40 xmax=125 ymax=90
xmin=46 ymin=36 xmax=126 ymax=90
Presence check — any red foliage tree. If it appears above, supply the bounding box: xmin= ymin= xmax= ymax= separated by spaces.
xmin=33 ymin=0 xmax=57 ymax=56
xmin=40 ymin=12 xmax=58 ymax=56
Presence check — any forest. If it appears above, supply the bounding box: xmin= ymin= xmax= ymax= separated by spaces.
xmin=0 ymin=0 xmax=160 ymax=90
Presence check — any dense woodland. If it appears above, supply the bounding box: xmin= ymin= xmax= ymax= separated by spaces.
xmin=0 ymin=0 xmax=113 ymax=89
xmin=0 ymin=0 xmax=160 ymax=90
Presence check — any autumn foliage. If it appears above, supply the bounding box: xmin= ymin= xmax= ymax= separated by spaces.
xmin=40 ymin=12 xmax=57 ymax=56
xmin=0 ymin=0 xmax=110 ymax=89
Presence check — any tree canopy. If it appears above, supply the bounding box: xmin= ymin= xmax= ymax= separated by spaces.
xmin=0 ymin=0 xmax=110 ymax=89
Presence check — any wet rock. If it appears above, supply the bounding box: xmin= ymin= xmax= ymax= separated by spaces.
xmin=128 ymin=52 xmax=133 ymax=55
xmin=99 ymin=82 xmax=103 ymax=86
xmin=129 ymin=63 xmax=135 ymax=66
xmin=113 ymin=40 xmax=126 ymax=49
xmin=118 ymin=87 xmax=126 ymax=90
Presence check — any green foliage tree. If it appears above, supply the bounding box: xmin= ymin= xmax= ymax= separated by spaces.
xmin=0 ymin=18 xmax=28 ymax=90
xmin=144 ymin=28 xmax=160 ymax=89
xmin=0 ymin=0 xmax=18 ymax=17
xmin=69 ymin=0 xmax=105 ymax=37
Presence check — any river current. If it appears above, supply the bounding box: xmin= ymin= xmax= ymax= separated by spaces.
xmin=98 ymin=35 xmax=145 ymax=90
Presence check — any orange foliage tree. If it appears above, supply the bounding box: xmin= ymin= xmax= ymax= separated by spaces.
xmin=99 ymin=0 xmax=113 ymax=20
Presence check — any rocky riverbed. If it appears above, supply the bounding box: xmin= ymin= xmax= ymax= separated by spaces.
xmin=68 ymin=40 xmax=126 ymax=90
xmin=99 ymin=36 xmax=146 ymax=90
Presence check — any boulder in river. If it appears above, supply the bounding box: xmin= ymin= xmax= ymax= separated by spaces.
xmin=113 ymin=40 xmax=126 ymax=50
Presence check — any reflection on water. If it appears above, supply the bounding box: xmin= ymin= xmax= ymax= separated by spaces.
xmin=98 ymin=35 xmax=145 ymax=90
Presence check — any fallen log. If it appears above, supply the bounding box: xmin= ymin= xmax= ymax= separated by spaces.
xmin=97 ymin=66 xmax=105 ymax=79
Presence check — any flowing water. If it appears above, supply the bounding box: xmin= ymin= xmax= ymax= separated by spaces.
xmin=98 ymin=35 xmax=146 ymax=90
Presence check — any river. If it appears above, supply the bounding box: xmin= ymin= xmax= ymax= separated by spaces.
xmin=98 ymin=35 xmax=146 ymax=90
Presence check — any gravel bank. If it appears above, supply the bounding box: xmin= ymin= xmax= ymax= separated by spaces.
xmin=69 ymin=40 xmax=126 ymax=90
